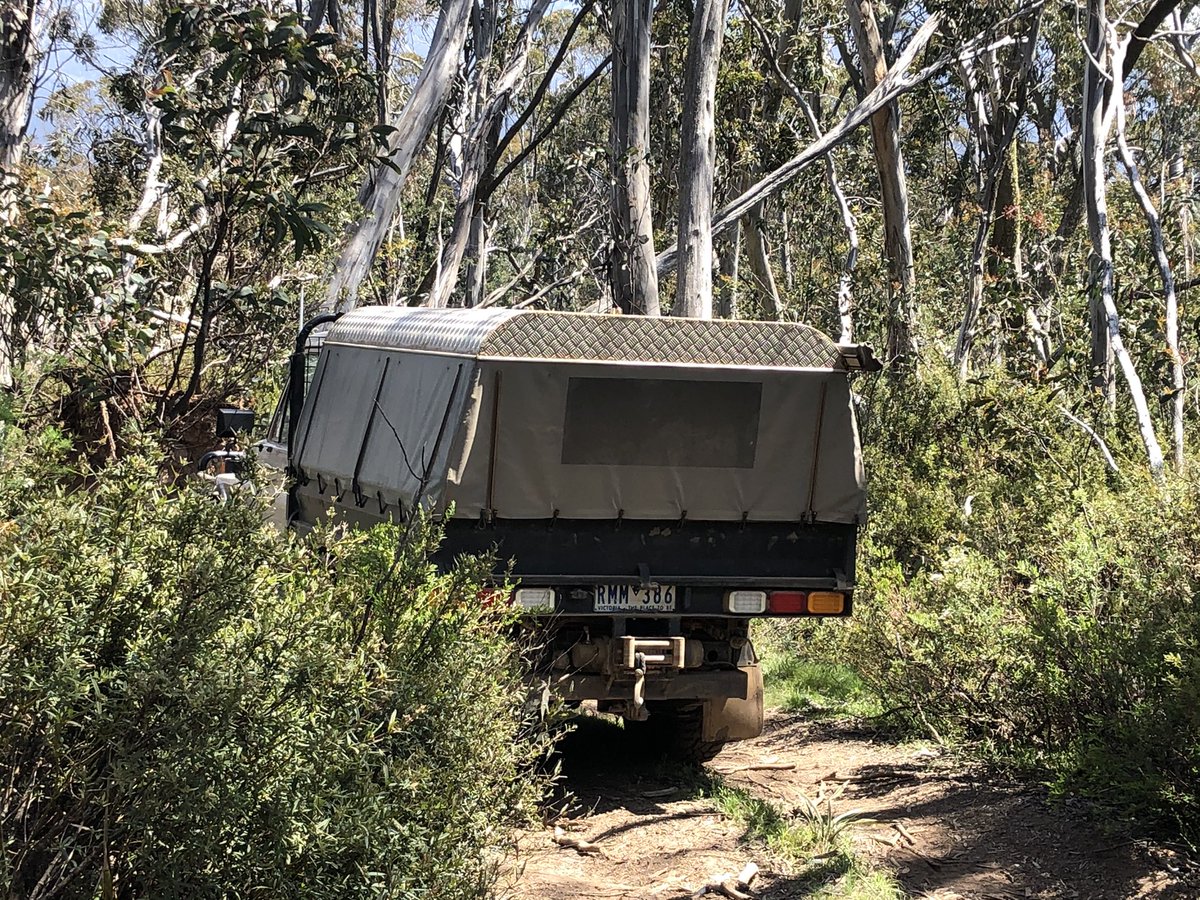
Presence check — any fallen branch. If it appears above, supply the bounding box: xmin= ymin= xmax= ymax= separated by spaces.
xmin=736 ymin=862 xmax=758 ymax=890
xmin=551 ymin=825 xmax=605 ymax=856
xmin=642 ymin=787 xmax=679 ymax=799
xmin=712 ymin=762 xmax=796 ymax=774
xmin=691 ymin=862 xmax=758 ymax=899
xmin=691 ymin=879 xmax=750 ymax=900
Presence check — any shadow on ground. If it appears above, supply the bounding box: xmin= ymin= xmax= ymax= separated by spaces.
xmin=520 ymin=715 xmax=883 ymax=899
xmin=716 ymin=714 xmax=1200 ymax=900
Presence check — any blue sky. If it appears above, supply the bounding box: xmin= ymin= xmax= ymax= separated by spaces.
xmin=30 ymin=0 xmax=138 ymax=137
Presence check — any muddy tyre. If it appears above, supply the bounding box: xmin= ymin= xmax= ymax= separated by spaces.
xmin=643 ymin=702 xmax=724 ymax=763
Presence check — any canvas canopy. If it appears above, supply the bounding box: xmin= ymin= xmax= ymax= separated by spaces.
xmin=291 ymin=307 xmax=868 ymax=525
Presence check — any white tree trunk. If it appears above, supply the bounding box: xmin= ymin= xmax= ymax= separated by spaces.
xmin=846 ymin=0 xmax=917 ymax=363
xmin=610 ymin=0 xmax=660 ymax=315
xmin=1082 ymin=19 xmax=1165 ymax=477
xmin=322 ymin=0 xmax=473 ymax=313
xmin=655 ymin=11 xmax=943 ymax=278
xmin=827 ymin=153 xmax=859 ymax=344
xmin=426 ymin=0 xmax=553 ymax=309
xmin=673 ymin=0 xmax=730 ymax=319
xmin=743 ymin=212 xmax=783 ymax=319
xmin=1083 ymin=0 xmax=1116 ymax=403
xmin=0 ymin=0 xmax=41 ymax=172
xmin=1114 ymin=89 xmax=1184 ymax=471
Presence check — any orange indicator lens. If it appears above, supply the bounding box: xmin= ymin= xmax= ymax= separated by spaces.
xmin=807 ymin=591 xmax=846 ymax=614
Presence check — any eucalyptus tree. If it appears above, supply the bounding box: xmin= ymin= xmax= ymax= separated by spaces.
xmin=674 ymin=0 xmax=732 ymax=318
xmin=952 ymin=3 xmax=1043 ymax=375
xmin=0 ymin=0 xmax=46 ymax=171
xmin=324 ymin=0 xmax=473 ymax=312
xmin=844 ymin=0 xmax=917 ymax=363
xmin=610 ymin=0 xmax=659 ymax=314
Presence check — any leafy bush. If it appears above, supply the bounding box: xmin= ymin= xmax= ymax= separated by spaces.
xmin=0 ymin=425 xmax=546 ymax=898
xmin=775 ymin=366 xmax=1200 ymax=843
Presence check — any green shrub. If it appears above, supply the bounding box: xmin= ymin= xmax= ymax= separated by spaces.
xmin=0 ymin=425 xmax=547 ymax=898
xmin=778 ymin=366 xmax=1200 ymax=843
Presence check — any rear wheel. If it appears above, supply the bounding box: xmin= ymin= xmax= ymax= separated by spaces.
xmin=642 ymin=701 xmax=724 ymax=763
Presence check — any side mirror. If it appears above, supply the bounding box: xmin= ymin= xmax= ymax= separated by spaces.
xmin=217 ymin=407 xmax=256 ymax=438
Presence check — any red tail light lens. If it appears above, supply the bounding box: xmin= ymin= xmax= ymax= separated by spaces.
xmin=476 ymin=588 xmax=508 ymax=607
xmin=768 ymin=591 xmax=808 ymax=614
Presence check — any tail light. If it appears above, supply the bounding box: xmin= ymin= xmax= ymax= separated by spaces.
xmin=807 ymin=591 xmax=846 ymax=614
xmin=514 ymin=587 xmax=555 ymax=611
xmin=724 ymin=590 xmax=767 ymax=614
xmin=768 ymin=591 xmax=807 ymax=614
xmin=476 ymin=588 xmax=508 ymax=607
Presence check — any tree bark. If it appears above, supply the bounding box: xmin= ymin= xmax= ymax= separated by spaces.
xmin=1114 ymin=89 xmax=1184 ymax=471
xmin=716 ymin=223 xmax=741 ymax=318
xmin=656 ymin=11 xmax=943 ymax=277
xmin=0 ymin=1 xmax=43 ymax=387
xmin=610 ymin=0 xmax=660 ymax=315
xmin=1083 ymin=0 xmax=1115 ymax=403
xmin=0 ymin=0 xmax=40 ymax=171
xmin=828 ymin=152 xmax=859 ymax=344
xmin=1082 ymin=15 xmax=1165 ymax=477
xmin=427 ymin=0 xmax=554 ymax=310
xmin=845 ymin=0 xmax=917 ymax=364
xmin=322 ymin=0 xmax=473 ymax=313
xmin=674 ymin=0 xmax=731 ymax=319
xmin=743 ymin=213 xmax=783 ymax=318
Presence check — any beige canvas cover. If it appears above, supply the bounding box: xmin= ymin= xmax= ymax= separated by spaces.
xmin=296 ymin=307 xmax=868 ymax=525
xmin=444 ymin=361 xmax=864 ymax=524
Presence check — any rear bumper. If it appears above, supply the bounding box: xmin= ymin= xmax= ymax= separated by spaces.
xmin=555 ymin=669 xmax=750 ymax=702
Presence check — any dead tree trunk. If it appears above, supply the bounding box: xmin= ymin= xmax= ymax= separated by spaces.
xmin=323 ymin=0 xmax=473 ymax=313
xmin=427 ymin=0 xmax=553 ymax=309
xmin=845 ymin=0 xmax=916 ymax=364
xmin=1083 ymin=0 xmax=1116 ymax=404
xmin=610 ymin=0 xmax=660 ymax=315
xmin=1114 ymin=87 xmax=1184 ymax=471
xmin=1082 ymin=15 xmax=1165 ymax=477
xmin=656 ymin=11 xmax=944 ymax=278
xmin=674 ymin=0 xmax=731 ymax=318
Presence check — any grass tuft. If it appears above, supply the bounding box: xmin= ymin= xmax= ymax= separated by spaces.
xmin=762 ymin=656 xmax=884 ymax=719
xmin=686 ymin=771 xmax=905 ymax=899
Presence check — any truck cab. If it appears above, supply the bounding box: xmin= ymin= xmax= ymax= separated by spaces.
xmin=254 ymin=307 xmax=877 ymax=758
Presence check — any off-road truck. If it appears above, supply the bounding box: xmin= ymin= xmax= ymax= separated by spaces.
xmin=235 ymin=307 xmax=877 ymax=758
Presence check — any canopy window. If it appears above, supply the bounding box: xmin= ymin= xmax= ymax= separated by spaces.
xmin=561 ymin=378 xmax=762 ymax=469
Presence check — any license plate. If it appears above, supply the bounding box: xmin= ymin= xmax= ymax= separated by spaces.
xmin=593 ymin=584 xmax=677 ymax=612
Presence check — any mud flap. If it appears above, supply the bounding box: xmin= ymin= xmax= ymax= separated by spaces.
xmin=701 ymin=664 xmax=764 ymax=743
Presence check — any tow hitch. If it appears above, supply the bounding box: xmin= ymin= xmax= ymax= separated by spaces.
xmin=622 ymin=637 xmax=685 ymax=721
xmin=621 ymin=636 xmax=686 ymax=670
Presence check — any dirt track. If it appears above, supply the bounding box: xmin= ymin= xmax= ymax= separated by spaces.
xmin=502 ymin=711 xmax=1197 ymax=899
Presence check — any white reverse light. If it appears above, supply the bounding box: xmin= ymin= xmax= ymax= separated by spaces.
xmin=514 ymin=587 xmax=555 ymax=611
xmin=724 ymin=590 xmax=767 ymax=614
